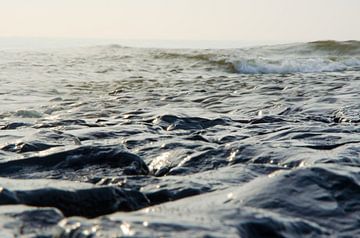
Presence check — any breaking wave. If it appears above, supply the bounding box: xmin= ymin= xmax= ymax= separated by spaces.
xmin=154 ymin=40 xmax=360 ymax=74
xmin=233 ymin=56 xmax=360 ymax=74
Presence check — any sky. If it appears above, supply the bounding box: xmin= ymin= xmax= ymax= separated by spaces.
xmin=0 ymin=0 xmax=359 ymax=45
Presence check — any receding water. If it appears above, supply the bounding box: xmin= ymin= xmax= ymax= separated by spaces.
xmin=0 ymin=41 xmax=360 ymax=237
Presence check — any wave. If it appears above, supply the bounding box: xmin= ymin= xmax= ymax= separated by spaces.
xmin=153 ymin=41 xmax=360 ymax=74
xmin=153 ymin=51 xmax=237 ymax=73
xmin=308 ymin=40 xmax=360 ymax=55
xmin=233 ymin=56 xmax=360 ymax=74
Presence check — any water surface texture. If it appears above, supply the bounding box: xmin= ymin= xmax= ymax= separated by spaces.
xmin=1 ymin=41 xmax=360 ymax=237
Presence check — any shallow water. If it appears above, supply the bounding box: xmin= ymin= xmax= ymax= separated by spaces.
xmin=0 ymin=41 xmax=360 ymax=237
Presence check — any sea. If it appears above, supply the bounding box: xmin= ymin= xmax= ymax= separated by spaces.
xmin=0 ymin=39 xmax=360 ymax=237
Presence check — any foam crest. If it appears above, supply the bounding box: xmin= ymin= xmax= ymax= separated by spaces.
xmin=233 ymin=57 xmax=360 ymax=74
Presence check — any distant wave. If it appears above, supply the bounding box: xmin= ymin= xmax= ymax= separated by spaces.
xmin=233 ymin=56 xmax=360 ymax=74
xmin=308 ymin=40 xmax=360 ymax=55
xmin=152 ymin=41 xmax=360 ymax=74
xmin=153 ymin=52 xmax=237 ymax=73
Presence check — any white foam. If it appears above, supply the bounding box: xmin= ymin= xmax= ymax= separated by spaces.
xmin=233 ymin=57 xmax=360 ymax=74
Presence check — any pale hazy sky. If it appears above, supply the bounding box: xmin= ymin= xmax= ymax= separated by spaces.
xmin=1 ymin=0 xmax=359 ymax=42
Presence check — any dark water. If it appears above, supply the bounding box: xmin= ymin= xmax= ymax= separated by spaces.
xmin=0 ymin=41 xmax=360 ymax=237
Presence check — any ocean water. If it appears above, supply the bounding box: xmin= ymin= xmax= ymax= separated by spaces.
xmin=0 ymin=40 xmax=360 ymax=237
